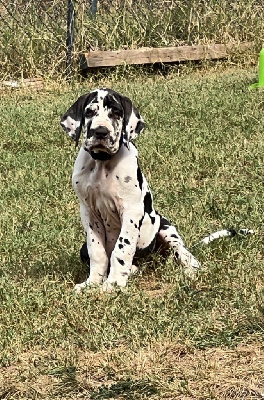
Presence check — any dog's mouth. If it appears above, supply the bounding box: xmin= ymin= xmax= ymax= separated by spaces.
xmin=90 ymin=151 xmax=112 ymax=161
xmin=83 ymin=132 xmax=121 ymax=160
xmin=84 ymin=144 xmax=113 ymax=160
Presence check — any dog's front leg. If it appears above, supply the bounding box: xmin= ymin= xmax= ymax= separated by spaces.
xmin=102 ymin=211 xmax=142 ymax=291
xmin=75 ymin=207 xmax=109 ymax=292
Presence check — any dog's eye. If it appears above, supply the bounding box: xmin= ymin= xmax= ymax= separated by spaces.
xmin=85 ymin=109 xmax=96 ymax=118
xmin=109 ymin=109 xmax=122 ymax=119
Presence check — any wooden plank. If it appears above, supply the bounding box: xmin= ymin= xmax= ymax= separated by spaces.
xmin=2 ymin=77 xmax=43 ymax=89
xmin=80 ymin=42 xmax=252 ymax=69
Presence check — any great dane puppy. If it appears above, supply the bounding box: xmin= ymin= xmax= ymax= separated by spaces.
xmin=60 ymin=88 xmax=200 ymax=292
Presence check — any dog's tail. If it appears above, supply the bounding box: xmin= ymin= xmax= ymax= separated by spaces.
xmin=191 ymin=228 xmax=254 ymax=249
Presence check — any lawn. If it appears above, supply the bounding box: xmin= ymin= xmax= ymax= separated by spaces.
xmin=0 ymin=66 xmax=264 ymax=399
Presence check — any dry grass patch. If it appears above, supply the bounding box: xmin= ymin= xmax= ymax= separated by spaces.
xmin=1 ymin=340 xmax=264 ymax=399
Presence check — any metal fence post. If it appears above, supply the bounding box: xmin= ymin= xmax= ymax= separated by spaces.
xmin=90 ymin=0 xmax=98 ymax=17
xmin=66 ymin=0 xmax=74 ymax=78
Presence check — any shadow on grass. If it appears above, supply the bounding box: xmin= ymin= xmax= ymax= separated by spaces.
xmin=26 ymin=247 xmax=90 ymax=285
xmin=90 ymin=378 xmax=159 ymax=400
xmin=50 ymin=366 xmax=159 ymax=400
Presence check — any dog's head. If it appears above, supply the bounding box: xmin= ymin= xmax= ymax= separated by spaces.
xmin=60 ymin=88 xmax=144 ymax=160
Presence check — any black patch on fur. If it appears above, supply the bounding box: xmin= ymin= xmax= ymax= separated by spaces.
xmin=158 ymin=214 xmax=171 ymax=230
xmin=171 ymin=234 xmax=179 ymax=239
xmin=135 ymin=120 xmax=145 ymax=134
xmin=137 ymin=166 xmax=143 ymax=190
xmin=150 ymin=215 xmax=155 ymax=225
xmin=118 ymin=244 xmax=124 ymax=249
xmin=119 ymin=237 xmax=123 ymax=242
xmin=134 ymin=235 xmax=156 ymax=258
xmin=60 ymin=91 xmax=98 ymax=146
xmin=144 ymin=192 xmax=152 ymax=214
xmin=124 ymin=239 xmax=130 ymax=245
xmin=228 ymin=229 xmax=237 ymax=237
xmin=117 ymin=258 xmax=125 ymax=266
xmin=138 ymin=216 xmax=144 ymax=230
xmin=103 ymin=94 xmax=123 ymax=117
xmin=118 ymin=131 xmax=124 ymax=150
xmin=89 ymin=223 xmax=93 ymax=230
xmin=86 ymin=120 xmax=93 ymax=138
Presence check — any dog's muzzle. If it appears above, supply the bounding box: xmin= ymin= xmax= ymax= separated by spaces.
xmin=88 ymin=126 xmax=110 ymax=140
xmin=85 ymin=126 xmax=113 ymax=160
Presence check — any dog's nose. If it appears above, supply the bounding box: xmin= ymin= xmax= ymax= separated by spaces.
xmin=91 ymin=127 xmax=110 ymax=139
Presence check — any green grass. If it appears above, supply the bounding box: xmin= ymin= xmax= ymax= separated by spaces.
xmin=0 ymin=67 xmax=264 ymax=399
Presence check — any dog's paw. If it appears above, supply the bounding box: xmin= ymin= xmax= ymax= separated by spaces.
xmin=183 ymin=265 xmax=199 ymax=278
xmin=73 ymin=281 xmax=88 ymax=294
xmin=189 ymin=256 xmax=201 ymax=270
xmin=177 ymin=249 xmax=200 ymax=268
xmin=182 ymin=256 xmax=201 ymax=278
xmin=101 ymin=280 xmax=115 ymax=293
xmin=131 ymin=264 xmax=138 ymax=274
xmin=101 ymin=276 xmax=129 ymax=293
xmin=73 ymin=278 xmax=101 ymax=293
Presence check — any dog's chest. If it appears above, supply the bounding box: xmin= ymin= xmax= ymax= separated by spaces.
xmin=73 ymin=163 xmax=124 ymax=220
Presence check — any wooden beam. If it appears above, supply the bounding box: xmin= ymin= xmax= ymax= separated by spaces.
xmin=2 ymin=77 xmax=44 ymax=89
xmin=80 ymin=42 xmax=252 ymax=69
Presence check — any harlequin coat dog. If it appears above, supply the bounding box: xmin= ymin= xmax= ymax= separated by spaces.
xmin=60 ymin=88 xmax=200 ymax=292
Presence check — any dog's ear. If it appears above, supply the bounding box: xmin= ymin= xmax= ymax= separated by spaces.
xmin=60 ymin=92 xmax=97 ymax=146
xmin=118 ymin=95 xmax=145 ymax=143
